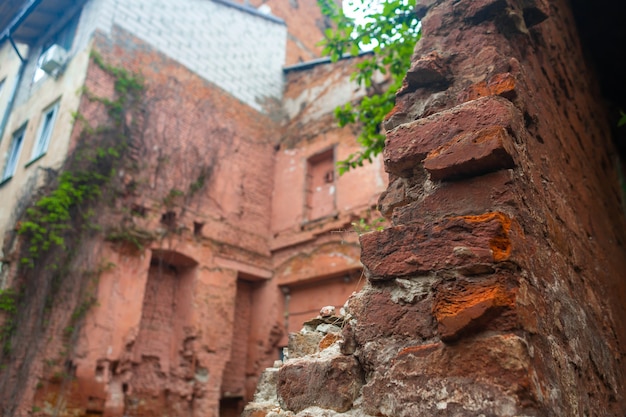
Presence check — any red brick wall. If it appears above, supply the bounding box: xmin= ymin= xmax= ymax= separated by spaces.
xmin=221 ymin=279 xmax=253 ymax=399
xmin=6 ymin=26 xmax=281 ymax=417
xmin=361 ymin=0 xmax=626 ymax=413
xmin=284 ymin=274 xmax=364 ymax=336
xmin=88 ymin=27 xmax=278 ymax=254
xmin=246 ymin=0 xmax=626 ymax=416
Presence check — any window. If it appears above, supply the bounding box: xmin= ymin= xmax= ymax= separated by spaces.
xmin=31 ymin=101 xmax=60 ymax=161
xmin=1 ymin=125 xmax=27 ymax=183
xmin=305 ymin=148 xmax=336 ymax=221
xmin=0 ymin=78 xmax=5 ymax=119
xmin=33 ymin=13 xmax=80 ymax=82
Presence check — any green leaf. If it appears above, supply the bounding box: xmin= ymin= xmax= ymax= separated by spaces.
xmin=318 ymin=0 xmax=420 ymax=174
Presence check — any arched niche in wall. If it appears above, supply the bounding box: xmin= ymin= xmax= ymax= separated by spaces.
xmin=150 ymin=248 xmax=198 ymax=268
xmin=274 ymin=241 xmax=362 ymax=287
xmin=121 ymin=248 xmax=199 ymax=414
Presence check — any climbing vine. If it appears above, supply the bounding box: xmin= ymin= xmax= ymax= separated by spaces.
xmin=0 ymin=288 xmax=17 ymax=354
xmin=19 ymin=163 xmax=112 ymax=266
xmin=18 ymin=51 xmax=144 ymax=267
xmin=0 ymin=52 xmax=144 ymax=371
xmin=0 ymin=45 xmax=224 ymax=413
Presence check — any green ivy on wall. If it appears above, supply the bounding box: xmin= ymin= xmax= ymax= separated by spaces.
xmin=18 ymin=51 xmax=144 ymax=267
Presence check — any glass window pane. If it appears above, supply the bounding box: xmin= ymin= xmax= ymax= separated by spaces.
xmin=32 ymin=103 xmax=59 ymax=159
xmin=2 ymin=127 xmax=26 ymax=181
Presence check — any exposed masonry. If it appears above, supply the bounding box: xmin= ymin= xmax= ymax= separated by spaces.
xmin=3 ymin=0 xmax=626 ymax=415
xmin=244 ymin=0 xmax=626 ymax=415
xmin=0 ymin=17 xmax=386 ymax=415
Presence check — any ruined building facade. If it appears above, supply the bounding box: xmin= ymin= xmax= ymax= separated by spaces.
xmin=0 ymin=1 xmax=385 ymax=416
xmin=2 ymin=0 xmax=626 ymax=416
xmin=244 ymin=0 xmax=626 ymax=416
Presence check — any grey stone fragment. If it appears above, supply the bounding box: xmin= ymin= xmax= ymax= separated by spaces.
xmin=254 ymin=367 xmax=280 ymax=402
xmin=390 ymin=276 xmax=439 ymax=304
xmin=303 ymin=316 xmax=345 ymax=331
xmin=278 ymin=355 xmax=364 ymax=413
xmin=316 ymin=323 xmax=341 ymax=334
xmin=288 ymin=332 xmax=323 ymax=359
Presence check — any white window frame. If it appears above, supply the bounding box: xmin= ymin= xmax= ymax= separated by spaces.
xmin=1 ymin=125 xmax=27 ymax=183
xmin=30 ymin=101 xmax=60 ymax=161
xmin=0 ymin=78 xmax=6 ymax=116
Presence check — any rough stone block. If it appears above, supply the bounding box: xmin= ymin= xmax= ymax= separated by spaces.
xmin=350 ymin=287 xmax=435 ymax=344
xmin=288 ymin=332 xmax=323 ymax=359
xmin=277 ymin=355 xmax=363 ymax=413
xmin=362 ymin=334 xmax=536 ymax=416
xmin=303 ymin=316 xmax=345 ymax=331
xmin=377 ymin=176 xmax=409 ymax=218
xmin=459 ymin=72 xmax=518 ymax=103
xmin=392 ymin=170 xmax=517 ymax=224
xmin=252 ymin=367 xmax=280 ymax=403
xmin=463 ymin=0 xmax=508 ymax=23
xmin=423 ymin=125 xmax=517 ymax=180
xmin=384 ymin=96 xmax=523 ymax=177
xmin=403 ymin=51 xmax=451 ymax=92
xmin=433 ymin=279 xmax=516 ymax=341
xmin=316 ymin=323 xmax=341 ymax=334
xmin=360 ymin=212 xmax=516 ymax=280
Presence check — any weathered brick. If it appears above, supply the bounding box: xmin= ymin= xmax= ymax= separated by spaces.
xmin=392 ymin=170 xmax=518 ymax=224
xmin=349 ymin=287 xmax=435 ymax=345
xmin=384 ymin=96 xmax=523 ymax=177
xmin=277 ymin=355 xmax=363 ymax=413
xmin=319 ymin=333 xmax=341 ymax=350
xmin=401 ymin=51 xmax=451 ymax=93
xmin=433 ymin=278 xmax=517 ymax=342
xmin=362 ymin=334 xmax=534 ymax=416
xmin=360 ymin=212 xmax=517 ymax=280
xmin=423 ymin=125 xmax=517 ymax=180
xmin=458 ymin=72 xmax=518 ymax=103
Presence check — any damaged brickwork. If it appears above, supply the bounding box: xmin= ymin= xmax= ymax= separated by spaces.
xmin=0 ymin=9 xmax=386 ymax=416
xmin=244 ymin=0 xmax=626 ymax=416
xmin=0 ymin=27 xmax=281 ymax=416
